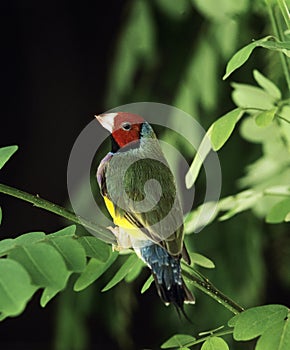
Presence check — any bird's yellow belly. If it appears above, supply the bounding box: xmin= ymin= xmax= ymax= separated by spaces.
xmin=104 ymin=196 xmax=146 ymax=239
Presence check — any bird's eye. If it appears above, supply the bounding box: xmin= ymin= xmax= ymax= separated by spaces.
xmin=121 ymin=122 xmax=131 ymax=131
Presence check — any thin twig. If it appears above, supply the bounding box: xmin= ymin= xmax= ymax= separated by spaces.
xmin=266 ymin=0 xmax=290 ymax=92
xmin=278 ymin=0 xmax=290 ymax=30
xmin=182 ymin=263 xmax=244 ymax=315
xmin=0 ymin=182 xmax=245 ymax=314
xmin=277 ymin=114 xmax=290 ymax=124
xmin=240 ymin=107 xmax=290 ymax=125
xmin=0 ymin=183 xmax=115 ymax=243
xmin=184 ymin=329 xmax=234 ymax=347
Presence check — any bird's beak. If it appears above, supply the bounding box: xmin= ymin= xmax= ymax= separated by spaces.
xmin=95 ymin=113 xmax=117 ymax=133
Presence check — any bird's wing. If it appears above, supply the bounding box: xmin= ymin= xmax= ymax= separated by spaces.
xmin=97 ymin=152 xmax=114 ymax=197
xmin=102 ymin=152 xmax=186 ymax=259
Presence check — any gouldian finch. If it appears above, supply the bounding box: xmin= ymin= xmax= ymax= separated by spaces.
xmin=96 ymin=112 xmax=195 ymax=309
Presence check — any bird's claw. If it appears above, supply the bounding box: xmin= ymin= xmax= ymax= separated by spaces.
xmin=107 ymin=225 xmax=132 ymax=251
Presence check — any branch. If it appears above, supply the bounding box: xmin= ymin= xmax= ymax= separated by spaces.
xmin=0 ymin=182 xmax=245 ymax=314
xmin=0 ymin=183 xmax=115 ymax=243
xmin=182 ymin=263 xmax=244 ymax=315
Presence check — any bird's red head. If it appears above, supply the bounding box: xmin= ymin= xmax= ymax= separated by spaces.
xmin=96 ymin=112 xmax=145 ymax=148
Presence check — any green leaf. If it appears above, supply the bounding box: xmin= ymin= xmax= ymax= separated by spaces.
xmin=201 ymin=337 xmax=229 ymax=350
xmin=266 ymin=198 xmax=290 ymax=223
xmin=233 ymin=304 xmax=289 ymax=341
xmin=77 ymin=236 xmax=110 ymax=262
xmin=125 ymin=258 xmax=145 ymax=282
xmin=239 ymin=114 xmax=275 ymax=143
xmin=102 ymin=254 xmax=139 ymax=292
xmin=256 ymin=317 xmax=290 ymax=350
xmin=184 ymin=201 xmax=218 ymax=234
xmin=74 ymin=252 xmax=118 ymax=292
xmin=48 ymin=225 xmax=76 ymax=237
xmin=0 ymin=145 xmax=18 ymax=170
xmin=219 ymin=190 xmax=262 ymax=221
xmin=0 ymin=238 xmax=15 ymax=257
xmin=223 ymin=36 xmax=271 ymax=80
xmin=190 ymin=252 xmax=215 ymax=269
xmin=186 ymin=108 xmax=243 ymax=188
xmin=0 ymin=259 xmax=37 ymax=319
xmin=228 ymin=314 xmax=239 ymax=327
xmin=14 ymin=231 xmax=45 ymax=245
xmin=185 ymin=131 xmax=212 ymax=189
xmin=224 ymin=36 xmax=290 ymax=80
xmin=173 ymin=81 xmax=198 ymax=117
xmin=192 ymin=0 xmax=249 ymax=21
xmin=9 ymin=243 xmax=70 ymax=290
xmin=40 ymin=286 xmax=60 ymax=307
xmin=279 ymin=106 xmax=290 ymax=152
xmin=49 ymin=236 xmax=86 ymax=272
xmin=259 ymin=39 xmax=290 ymax=57
xmin=106 ymin=0 xmax=155 ymax=106
xmin=223 ymin=41 xmax=257 ymax=80
xmin=255 ymin=109 xmax=276 ymax=127
xmin=264 ymin=186 xmax=290 ymax=197
xmin=161 ymin=334 xmax=196 ymax=349
xmin=193 ymin=39 xmax=219 ymax=112
xmin=141 ymin=274 xmax=154 ymax=294
xmin=156 ymin=0 xmax=191 ymax=18
xmin=0 ymin=207 xmax=2 ymax=225
xmin=210 ymin=108 xmax=244 ymax=151
xmin=231 ymin=83 xmax=276 ymax=110
xmin=253 ymin=70 xmax=281 ymax=100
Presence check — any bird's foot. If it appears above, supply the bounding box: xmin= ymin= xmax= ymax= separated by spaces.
xmin=107 ymin=226 xmax=132 ymax=251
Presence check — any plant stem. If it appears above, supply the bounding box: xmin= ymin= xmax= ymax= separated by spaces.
xmin=0 ymin=183 xmax=115 ymax=243
xmin=0 ymin=182 xmax=245 ymax=314
xmin=185 ymin=329 xmax=234 ymax=347
xmin=182 ymin=263 xmax=244 ymax=315
xmin=266 ymin=0 xmax=290 ymax=92
xmin=240 ymin=107 xmax=290 ymax=125
xmin=277 ymin=114 xmax=290 ymax=124
xmin=263 ymin=188 xmax=290 ymax=197
xmin=278 ymin=0 xmax=290 ymax=30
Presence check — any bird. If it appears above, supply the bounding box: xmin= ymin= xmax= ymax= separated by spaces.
xmin=95 ymin=112 xmax=195 ymax=311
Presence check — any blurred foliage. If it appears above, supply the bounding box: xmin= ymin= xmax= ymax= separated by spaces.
xmin=0 ymin=0 xmax=290 ymax=349
xmin=102 ymin=0 xmax=290 ymax=349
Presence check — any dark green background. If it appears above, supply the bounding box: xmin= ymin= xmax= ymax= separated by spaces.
xmin=1 ymin=1 xmax=289 ymax=349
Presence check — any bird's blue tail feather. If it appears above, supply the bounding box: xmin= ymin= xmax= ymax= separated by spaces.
xmin=140 ymin=244 xmax=195 ymax=308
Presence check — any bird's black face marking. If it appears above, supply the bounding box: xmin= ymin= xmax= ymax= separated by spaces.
xmin=111 ymin=135 xmax=120 ymax=153
xmin=121 ymin=122 xmax=132 ymax=131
